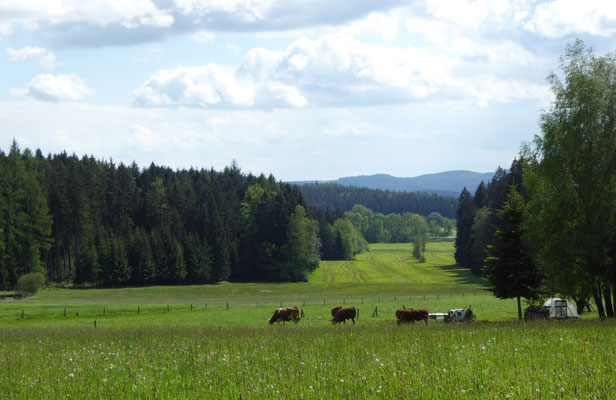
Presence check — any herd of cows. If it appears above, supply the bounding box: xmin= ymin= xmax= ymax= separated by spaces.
xmin=268 ymin=306 xmax=474 ymax=325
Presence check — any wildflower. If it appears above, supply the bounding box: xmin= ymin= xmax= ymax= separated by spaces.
xmin=68 ymin=373 xmax=74 ymax=379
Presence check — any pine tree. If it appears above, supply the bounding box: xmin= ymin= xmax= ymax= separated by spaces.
xmin=454 ymin=188 xmax=474 ymax=269
xmin=484 ymin=187 xmax=543 ymax=319
xmin=1 ymin=142 xmax=52 ymax=287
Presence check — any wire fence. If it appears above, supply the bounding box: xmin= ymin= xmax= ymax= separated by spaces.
xmin=0 ymin=290 xmax=493 ymax=322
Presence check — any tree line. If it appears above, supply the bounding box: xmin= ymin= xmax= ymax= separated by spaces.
xmin=454 ymin=41 xmax=616 ymax=319
xmin=346 ymin=204 xmax=454 ymax=244
xmin=298 ymin=183 xmax=457 ymax=219
xmin=0 ymin=146 xmax=366 ymax=289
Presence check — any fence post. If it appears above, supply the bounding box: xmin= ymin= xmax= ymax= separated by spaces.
xmin=191 ymin=303 xmax=193 ymax=311
xmin=437 ymin=294 xmax=439 ymax=300
xmin=138 ymin=306 xmax=140 ymax=314
xmin=103 ymin=307 xmax=106 ymax=316
xmin=94 ymin=320 xmax=97 ymax=328
xmin=167 ymin=305 xmax=170 ymax=312
xmin=226 ymin=302 xmax=229 ymax=310
xmin=357 ymin=309 xmax=359 ymax=319
xmin=64 ymin=308 xmax=66 ymax=317
xmin=372 ymin=306 xmax=378 ymax=317
xmin=21 ymin=310 xmax=24 ymax=319
xmin=280 ymin=301 xmax=283 ymax=307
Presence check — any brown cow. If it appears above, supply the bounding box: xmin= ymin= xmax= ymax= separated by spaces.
xmin=331 ymin=306 xmax=343 ymax=318
xmin=396 ymin=308 xmax=429 ymax=325
xmin=269 ymin=307 xmax=300 ymax=325
xmin=332 ymin=307 xmax=356 ymax=325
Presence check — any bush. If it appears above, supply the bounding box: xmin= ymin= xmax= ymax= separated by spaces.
xmin=16 ymin=272 xmax=45 ymax=294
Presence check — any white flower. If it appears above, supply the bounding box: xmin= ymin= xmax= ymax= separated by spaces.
xmin=68 ymin=373 xmax=74 ymax=378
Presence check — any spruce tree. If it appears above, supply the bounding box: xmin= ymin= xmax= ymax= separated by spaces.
xmin=484 ymin=187 xmax=543 ymax=319
xmin=454 ymin=188 xmax=474 ymax=269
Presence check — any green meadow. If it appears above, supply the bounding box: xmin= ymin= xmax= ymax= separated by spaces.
xmin=1 ymin=241 xmax=612 ymax=399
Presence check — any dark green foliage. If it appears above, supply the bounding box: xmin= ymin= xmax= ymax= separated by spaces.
xmin=0 ymin=144 xmax=325 ymax=287
xmin=525 ymin=40 xmax=616 ymax=317
xmin=0 ymin=142 xmax=52 ymax=289
xmin=16 ymin=272 xmax=45 ymax=294
xmin=454 ymin=188 xmax=474 ymax=269
xmin=299 ymin=183 xmax=457 ymax=218
xmin=484 ymin=188 xmax=543 ymax=319
xmin=454 ymin=159 xmax=528 ymax=275
xmin=277 ymin=205 xmax=321 ymax=281
xmin=330 ymin=218 xmax=368 ymax=260
xmin=128 ymin=228 xmax=155 ymax=285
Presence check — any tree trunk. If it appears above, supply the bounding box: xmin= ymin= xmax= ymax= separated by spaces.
xmin=604 ymin=284 xmax=614 ymax=318
xmin=593 ymin=285 xmax=606 ymax=319
xmin=612 ymin=283 xmax=616 ymax=316
xmin=517 ymin=296 xmax=522 ymax=320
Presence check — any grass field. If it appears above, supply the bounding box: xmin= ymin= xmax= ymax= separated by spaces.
xmin=1 ymin=241 xmax=611 ymax=399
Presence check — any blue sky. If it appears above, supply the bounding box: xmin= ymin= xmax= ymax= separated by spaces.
xmin=1 ymin=0 xmax=615 ymax=181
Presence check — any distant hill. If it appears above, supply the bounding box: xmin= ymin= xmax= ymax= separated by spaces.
xmin=292 ymin=170 xmax=494 ymax=197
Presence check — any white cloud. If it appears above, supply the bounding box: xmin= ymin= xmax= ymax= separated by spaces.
xmin=0 ymin=0 xmax=173 ymax=29
xmin=12 ymin=73 xmax=94 ymax=102
xmin=0 ymin=0 xmax=404 ymax=46
xmin=133 ymin=60 xmax=308 ymax=109
xmin=7 ymin=46 xmax=57 ymax=69
xmin=525 ymin=0 xmax=616 ymax=38
xmin=135 ymin=33 xmax=547 ymax=109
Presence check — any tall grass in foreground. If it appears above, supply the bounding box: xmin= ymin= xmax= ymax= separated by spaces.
xmin=1 ymin=320 xmax=614 ymax=399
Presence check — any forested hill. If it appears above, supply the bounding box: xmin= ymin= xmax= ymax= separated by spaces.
xmin=293 ymin=170 xmax=494 ymax=197
xmin=0 ymin=142 xmax=340 ymax=289
xmin=298 ymin=183 xmax=458 ymax=219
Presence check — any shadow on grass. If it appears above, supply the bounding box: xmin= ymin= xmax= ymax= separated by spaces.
xmin=437 ymin=264 xmax=487 ymax=286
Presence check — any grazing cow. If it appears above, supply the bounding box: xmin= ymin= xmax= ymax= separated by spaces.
xmin=269 ymin=306 xmax=300 ymax=325
xmin=331 ymin=306 xmax=343 ymax=318
xmin=332 ymin=307 xmax=356 ymax=325
xmin=445 ymin=308 xmax=473 ymax=323
xmin=396 ymin=308 xmax=429 ymax=325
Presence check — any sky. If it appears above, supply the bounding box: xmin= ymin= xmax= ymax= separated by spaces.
xmin=1 ymin=1 xmax=616 ymax=181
